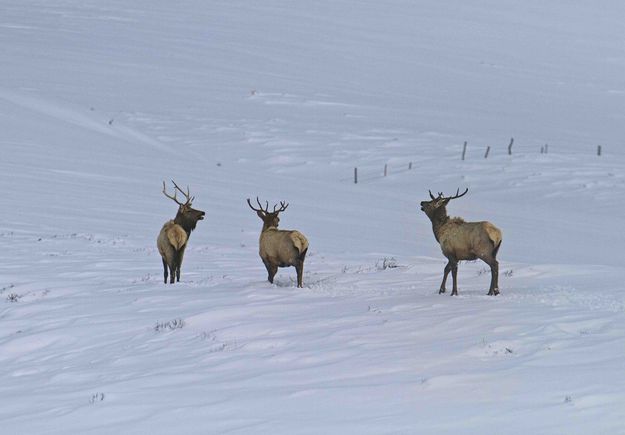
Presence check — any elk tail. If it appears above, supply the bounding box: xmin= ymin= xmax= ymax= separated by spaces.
xmin=290 ymin=231 xmax=309 ymax=256
xmin=483 ymin=222 xmax=502 ymax=258
xmin=492 ymin=239 xmax=502 ymax=257
xmin=167 ymin=225 xmax=188 ymax=251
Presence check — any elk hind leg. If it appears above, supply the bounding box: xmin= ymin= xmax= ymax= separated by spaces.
xmin=168 ymin=263 xmax=176 ymax=284
xmin=484 ymin=257 xmax=499 ymax=296
xmin=162 ymin=258 xmax=168 ymax=283
xmin=295 ymin=249 xmax=307 ymax=288
xmin=450 ymin=262 xmax=459 ymax=296
xmin=176 ymin=247 xmax=186 ymax=283
xmin=263 ymin=260 xmax=278 ymax=284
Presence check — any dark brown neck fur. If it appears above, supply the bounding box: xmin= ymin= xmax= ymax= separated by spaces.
xmin=174 ymin=211 xmax=197 ymax=237
xmin=427 ymin=206 xmax=450 ymax=243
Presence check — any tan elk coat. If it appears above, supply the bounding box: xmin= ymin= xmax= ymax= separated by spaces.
xmin=259 ymin=227 xmax=308 ymax=267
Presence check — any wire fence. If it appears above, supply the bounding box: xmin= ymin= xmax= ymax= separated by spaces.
xmin=344 ymin=138 xmax=611 ymax=185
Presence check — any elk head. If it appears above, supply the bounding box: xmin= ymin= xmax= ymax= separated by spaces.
xmin=247 ymin=197 xmax=289 ymax=230
xmin=420 ymin=187 xmax=468 ymax=219
xmin=162 ymin=180 xmax=205 ymax=233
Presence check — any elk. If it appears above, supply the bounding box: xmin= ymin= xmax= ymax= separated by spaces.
xmin=420 ymin=188 xmax=502 ymax=296
xmin=247 ymin=197 xmax=309 ymax=288
xmin=157 ymin=180 xmax=205 ymax=284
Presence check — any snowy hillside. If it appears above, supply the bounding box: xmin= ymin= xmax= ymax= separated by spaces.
xmin=1 ymin=1 xmax=625 ymax=433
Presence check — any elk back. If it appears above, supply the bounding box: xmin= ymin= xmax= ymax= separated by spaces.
xmin=439 ymin=220 xmax=501 ymax=260
xmin=260 ymin=228 xmax=308 ymax=263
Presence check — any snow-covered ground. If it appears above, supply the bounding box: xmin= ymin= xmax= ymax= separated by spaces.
xmin=1 ymin=1 xmax=625 ymax=433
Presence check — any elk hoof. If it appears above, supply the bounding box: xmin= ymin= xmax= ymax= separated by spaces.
xmin=439 ymin=288 xmax=446 ymax=294
xmin=451 ymin=290 xmax=458 ymax=296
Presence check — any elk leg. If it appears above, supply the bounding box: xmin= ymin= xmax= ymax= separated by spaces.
xmin=486 ymin=258 xmax=499 ymax=296
xmin=169 ymin=264 xmax=176 ymax=284
xmin=176 ymin=247 xmax=186 ymax=283
xmin=439 ymin=260 xmax=453 ymax=294
xmin=170 ymin=250 xmax=180 ymax=284
xmin=268 ymin=265 xmax=278 ymax=283
xmin=295 ymin=262 xmax=304 ymax=288
xmin=296 ymin=249 xmax=307 ymax=288
xmin=451 ymin=262 xmax=459 ymax=296
xmin=263 ymin=260 xmax=278 ymax=284
xmin=162 ymin=258 xmax=168 ymax=283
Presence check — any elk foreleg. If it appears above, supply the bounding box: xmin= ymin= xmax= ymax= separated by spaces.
xmin=439 ymin=260 xmax=455 ymax=294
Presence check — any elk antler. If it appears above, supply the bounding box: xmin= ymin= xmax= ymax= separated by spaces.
xmin=171 ymin=180 xmax=194 ymax=205
xmin=443 ymin=187 xmax=469 ymax=200
xmin=163 ymin=180 xmax=194 ymax=206
xmin=247 ymin=197 xmax=289 ymax=214
xmin=429 ymin=190 xmax=442 ymax=200
xmin=429 ymin=188 xmax=468 ymax=201
xmin=273 ymin=201 xmax=289 ymax=213
xmin=247 ymin=197 xmax=268 ymax=214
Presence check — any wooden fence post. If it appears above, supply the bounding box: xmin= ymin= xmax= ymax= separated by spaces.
xmin=384 ymin=164 xmax=387 ymax=177
xmin=354 ymin=167 xmax=358 ymax=184
xmin=597 ymin=145 xmax=602 ymax=156
xmin=461 ymin=141 xmax=467 ymax=160
xmin=484 ymin=146 xmax=490 ymax=159
xmin=508 ymin=137 xmax=514 ymax=155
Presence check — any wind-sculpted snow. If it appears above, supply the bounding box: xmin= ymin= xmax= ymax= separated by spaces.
xmin=1 ymin=1 xmax=625 ymax=434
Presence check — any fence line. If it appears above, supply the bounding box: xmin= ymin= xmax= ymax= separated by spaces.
xmin=344 ymin=140 xmax=606 ymax=184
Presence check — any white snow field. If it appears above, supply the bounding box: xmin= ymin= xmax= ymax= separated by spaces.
xmin=1 ymin=1 xmax=625 ymax=433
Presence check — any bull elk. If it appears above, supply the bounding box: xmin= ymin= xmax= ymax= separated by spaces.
xmin=157 ymin=180 xmax=205 ymax=284
xmin=247 ymin=197 xmax=309 ymax=288
xmin=420 ymin=188 xmax=502 ymax=296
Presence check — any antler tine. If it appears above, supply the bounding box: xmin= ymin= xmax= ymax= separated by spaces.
xmin=429 ymin=190 xmax=436 ymax=200
xmin=170 ymin=180 xmax=193 ymax=205
xmin=246 ymin=197 xmax=259 ymax=212
xmin=272 ymin=201 xmax=289 ymax=213
xmin=277 ymin=201 xmax=289 ymax=212
xmin=444 ymin=187 xmax=469 ymax=200
xmin=258 ymin=197 xmax=271 ymax=213
xmin=248 ymin=197 xmax=271 ymax=214
xmin=452 ymin=187 xmax=469 ymax=199
xmin=162 ymin=180 xmax=184 ymax=205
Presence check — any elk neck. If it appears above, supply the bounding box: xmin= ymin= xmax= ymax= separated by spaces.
xmin=174 ymin=211 xmax=197 ymax=236
xmin=428 ymin=206 xmax=451 ymax=242
xmin=261 ymin=223 xmax=278 ymax=232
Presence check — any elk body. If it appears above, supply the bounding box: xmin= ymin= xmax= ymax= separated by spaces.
xmin=247 ymin=198 xmax=308 ymax=288
xmin=157 ymin=181 xmax=205 ymax=284
xmin=420 ymin=188 xmax=502 ymax=296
